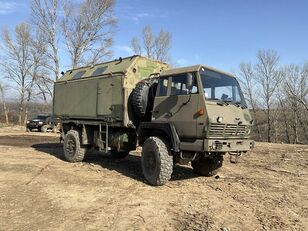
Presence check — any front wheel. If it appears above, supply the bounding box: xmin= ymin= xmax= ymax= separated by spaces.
xmin=41 ymin=125 xmax=49 ymax=133
xmin=141 ymin=137 xmax=173 ymax=186
xmin=191 ymin=154 xmax=223 ymax=176
xmin=63 ymin=130 xmax=86 ymax=162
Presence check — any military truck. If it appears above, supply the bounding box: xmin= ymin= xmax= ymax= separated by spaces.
xmin=53 ymin=55 xmax=254 ymax=186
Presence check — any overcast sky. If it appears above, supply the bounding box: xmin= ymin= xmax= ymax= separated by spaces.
xmin=0 ymin=0 xmax=307 ymax=74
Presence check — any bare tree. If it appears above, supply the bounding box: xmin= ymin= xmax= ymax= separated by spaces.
xmin=23 ymin=31 xmax=53 ymax=122
xmin=62 ymin=0 xmax=116 ymax=68
xmin=0 ymin=83 xmax=9 ymax=124
xmin=131 ymin=37 xmax=142 ymax=56
xmin=236 ymin=51 xmax=307 ymax=144
xmin=283 ymin=63 xmax=308 ymax=111
xmin=131 ymin=25 xmax=172 ymax=62
xmin=237 ymin=62 xmax=261 ymax=138
xmin=281 ymin=64 xmax=308 ymax=143
xmin=275 ymin=85 xmax=291 ymax=143
xmin=31 ymin=0 xmax=60 ymax=81
xmin=154 ymin=29 xmax=172 ymax=62
xmin=254 ymin=49 xmax=281 ymax=142
xmin=142 ymin=26 xmax=155 ymax=59
xmin=1 ymin=24 xmax=34 ymax=125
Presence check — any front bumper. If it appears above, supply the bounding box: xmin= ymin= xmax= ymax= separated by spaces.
xmin=204 ymin=139 xmax=254 ymax=152
xmin=27 ymin=123 xmax=42 ymax=129
xmin=180 ymin=138 xmax=254 ymax=153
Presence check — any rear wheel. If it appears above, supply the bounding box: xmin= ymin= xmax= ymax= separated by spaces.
xmin=141 ymin=137 xmax=173 ymax=186
xmin=63 ymin=130 xmax=86 ymax=162
xmin=192 ymin=155 xmax=223 ymax=176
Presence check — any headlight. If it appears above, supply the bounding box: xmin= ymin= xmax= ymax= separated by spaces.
xmin=38 ymin=121 xmax=43 ymax=125
xmin=26 ymin=120 xmax=30 ymax=124
xmin=217 ymin=117 xmax=223 ymax=123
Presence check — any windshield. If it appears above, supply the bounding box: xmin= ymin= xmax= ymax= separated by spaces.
xmin=199 ymin=68 xmax=246 ymax=107
xmin=34 ymin=115 xmax=49 ymax=120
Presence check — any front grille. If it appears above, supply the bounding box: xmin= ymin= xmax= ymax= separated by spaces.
xmin=208 ymin=123 xmax=249 ymax=137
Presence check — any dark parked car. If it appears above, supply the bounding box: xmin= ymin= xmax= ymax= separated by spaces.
xmin=26 ymin=114 xmax=60 ymax=132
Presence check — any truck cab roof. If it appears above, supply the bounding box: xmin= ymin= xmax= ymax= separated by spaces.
xmin=160 ymin=65 xmax=235 ymax=78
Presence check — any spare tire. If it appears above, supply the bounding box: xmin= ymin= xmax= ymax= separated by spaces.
xmin=131 ymin=79 xmax=158 ymax=122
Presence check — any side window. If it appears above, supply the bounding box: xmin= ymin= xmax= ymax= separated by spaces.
xmin=170 ymin=73 xmax=198 ymax=96
xmin=92 ymin=66 xmax=107 ymax=76
xmin=158 ymin=77 xmax=169 ymax=96
xmin=191 ymin=83 xmax=198 ymax=94
xmin=72 ymin=70 xmax=86 ymax=79
xmin=204 ymin=88 xmax=212 ymax=98
xmin=232 ymin=85 xmax=241 ymax=101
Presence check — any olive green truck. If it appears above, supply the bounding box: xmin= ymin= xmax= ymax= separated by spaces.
xmin=53 ymin=55 xmax=254 ymax=185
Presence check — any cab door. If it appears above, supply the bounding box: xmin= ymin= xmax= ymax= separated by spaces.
xmin=152 ymin=73 xmax=199 ymax=138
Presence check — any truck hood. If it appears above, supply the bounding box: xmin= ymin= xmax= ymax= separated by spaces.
xmin=205 ymin=101 xmax=252 ymax=138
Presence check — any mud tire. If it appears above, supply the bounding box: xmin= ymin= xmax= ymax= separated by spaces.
xmin=192 ymin=155 xmax=223 ymax=176
xmin=52 ymin=126 xmax=59 ymax=133
xmin=141 ymin=137 xmax=173 ymax=186
xmin=40 ymin=125 xmax=49 ymax=133
xmin=63 ymin=130 xmax=86 ymax=162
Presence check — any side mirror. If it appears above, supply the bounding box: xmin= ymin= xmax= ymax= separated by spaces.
xmin=186 ymin=73 xmax=193 ymax=91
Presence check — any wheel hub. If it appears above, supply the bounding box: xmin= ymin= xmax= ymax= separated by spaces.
xmin=66 ymin=139 xmax=76 ymax=157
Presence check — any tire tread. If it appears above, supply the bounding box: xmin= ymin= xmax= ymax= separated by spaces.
xmin=63 ymin=130 xmax=86 ymax=162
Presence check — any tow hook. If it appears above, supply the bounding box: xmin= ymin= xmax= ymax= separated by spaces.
xmin=229 ymin=151 xmax=241 ymax=164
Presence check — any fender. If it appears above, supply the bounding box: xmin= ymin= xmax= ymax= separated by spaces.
xmin=138 ymin=122 xmax=181 ymax=152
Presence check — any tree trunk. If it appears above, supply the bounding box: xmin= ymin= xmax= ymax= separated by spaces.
xmin=293 ymin=109 xmax=298 ymax=144
xmin=3 ymin=101 xmax=9 ymax=124
xmin=279 ymin=99 xmax=290 ymax=143
xmin=296 ymin=110 xmax=308 ymax=143
xmin=54 ymin=46 xmax=59 ymax=81
xmin=267 ymin=108 xmax=271 ymax=142
xmin=18 ymin=113 xmax=22 ymax=125
xmin=19 ymin=95 xmax=24 ymax=125
xmin=251 ymin=107 xmax=262 ymax=140
xmin=24 ymin=108 xmax=28 ymax=125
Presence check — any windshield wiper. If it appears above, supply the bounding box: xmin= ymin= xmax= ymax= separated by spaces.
xmin=217 ymin=101 xmax=229 ymax=106
xmin=233 ymin=102 xmax=241 ymax=107
xmin=220 ymin=100 xmax=248 ymax=109
xmin=232 ymin=101 xmax=248 ymax=109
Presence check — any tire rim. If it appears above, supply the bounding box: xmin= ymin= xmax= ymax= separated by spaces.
xmin=66 ymin=139 xmax=76 ymax=157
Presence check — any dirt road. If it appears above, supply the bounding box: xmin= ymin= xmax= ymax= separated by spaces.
xmin=0 ymin=127 xmax=307 ymax=231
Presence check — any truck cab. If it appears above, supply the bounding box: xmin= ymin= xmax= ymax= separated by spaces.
xmin=137 ymin=65 xmax=254 ymax=185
